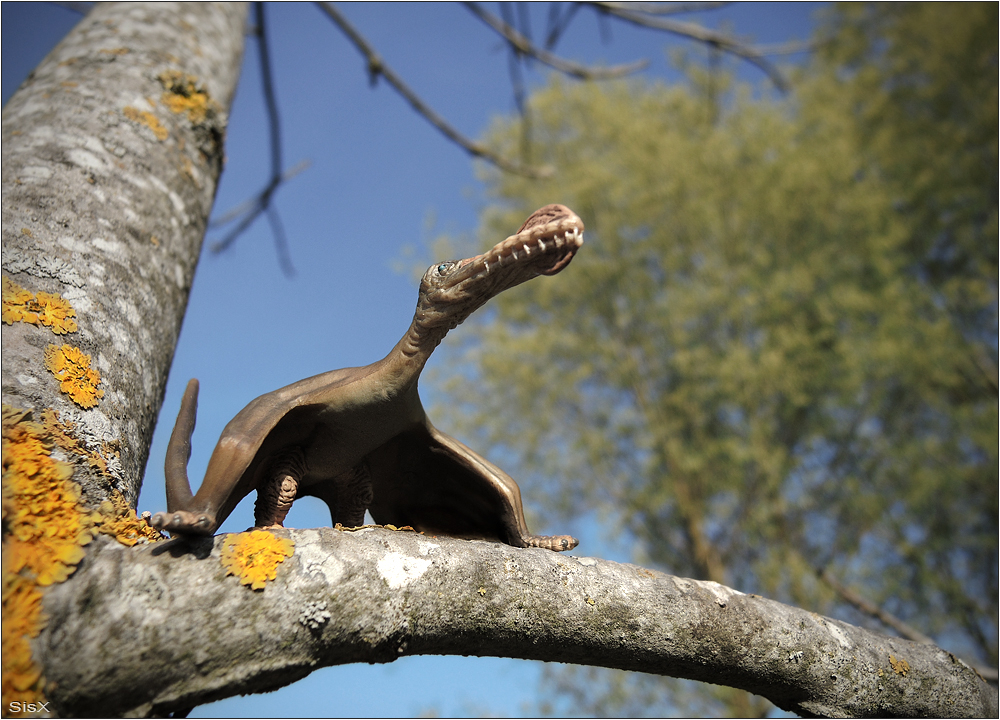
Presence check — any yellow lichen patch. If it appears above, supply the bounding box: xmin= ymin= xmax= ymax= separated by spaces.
xmin=2 ymin=277 xmax=79 ymax=335
xmin=2 ymin=576 xmax=45 ymax=709
xmin=123 ymin=106 xmax=169 ymax=141
xmin=220 ymin=530 xmax=295 ymax=591
xmin=2 ymin=406 xmax=99 ymax=709
xmin=889 ymin=654 xmax=910 ymax=677
xmin=44 ymin=345 xmax=104 ymax=409
xmin=93 ymin=491 xmax=164 ymax=547
xmin=158 ymin=70 xmax=217 ymax=124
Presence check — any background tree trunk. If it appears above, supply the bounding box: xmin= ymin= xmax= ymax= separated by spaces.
xmin=1 ymin=2 xmax=246 ymax=507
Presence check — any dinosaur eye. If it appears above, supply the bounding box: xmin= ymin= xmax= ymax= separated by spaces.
xmin=436 ymin=263 xmax=451 ymax=275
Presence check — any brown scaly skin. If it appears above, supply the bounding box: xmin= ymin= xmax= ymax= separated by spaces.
xmin=151 ymin=204 xmax=583 ymax=552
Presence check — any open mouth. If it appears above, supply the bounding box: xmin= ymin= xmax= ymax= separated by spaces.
xmin=457 ymin=209 xmax=585 ymax=282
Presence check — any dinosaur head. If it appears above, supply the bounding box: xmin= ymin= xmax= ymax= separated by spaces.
xmin=410 ymin=204 xmax=584 ymax=347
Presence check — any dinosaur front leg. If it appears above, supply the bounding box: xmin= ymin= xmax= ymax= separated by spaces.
xmin=254 ymin=448 xmax=306 ymax=528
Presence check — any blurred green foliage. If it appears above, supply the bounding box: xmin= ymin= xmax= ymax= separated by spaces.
xmin=432 ymin=3 xmax=997 ymax=715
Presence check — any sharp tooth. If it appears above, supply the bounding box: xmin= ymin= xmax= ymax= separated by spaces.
xmin=512 ymin=249 xmax=519 ymax=260
xmin=483 ymin=260 xmax=490 ymax=273
xmin=538 ymin=239 xmax=547 ymax=251
xmin=523 ymin=244 xmax=530 ymax=256
xmin=555 ymin=234 xmax=564 ymax=248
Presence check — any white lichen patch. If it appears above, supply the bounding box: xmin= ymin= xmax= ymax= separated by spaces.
xmin=821 ymin=618 xmax=852 ymax=649
xmin=66 ymin=147 xmax=108 ymax=174
xmin=92 ymin=237 xmax=125 ymax=255
xmin=672 ymin=577 xmax=744 ymax=607
xmin=298 ymin=600 xmax=331 ymax=630
xmin=415 ymin=538 xmax=440 ymax=556
xmin=573 ymin=556 xmax=598 ymax=567
xmin=377 ymin=551 xmax=432 ymax=590
xmin=19 ymin=165 xmax=54 ymax=181
xmin=295 ymin=530 xmax=346 ymax=585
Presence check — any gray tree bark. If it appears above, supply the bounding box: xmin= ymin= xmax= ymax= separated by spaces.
xmin=1 ymin=2 xmax=247 ymax=508
xmin=38 ymin=528 xmax=998 ymax=718
xmin=2 ymin=5 xmax=996 ymax=720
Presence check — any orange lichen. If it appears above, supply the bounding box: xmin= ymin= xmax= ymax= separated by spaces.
xmin=158 ymin=70 xmax=217 ymax=124
xmin=889 ymin=654 xmax=910 ymax=677
xmin=123 ymin=105 xmax=169 ymax=141
xmin=44 ymin=344 xmax=104 ymax=409
xmin=220 ymin=530 xmax=295 ymax=590
xmin=2 ymin=405 xmax=99 ymax=709
xmin=92 ymin=491 xmax=164 ymax=547
xmin=2 ymin=278 xmax=78 ymax=334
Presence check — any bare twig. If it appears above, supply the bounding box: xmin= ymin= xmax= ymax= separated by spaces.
xmin=210 ymin=2 xmax=300 ymax=276
xmin=316 ymin=2 xmax=553 ymax=179
xmin=544 ymin=3 xmax=581 ymax=50
xmin=598 ymin=2 xmax=733 ymax=15
xmin=464 ymin=2 xmax=648 ymax=79
xmin=818 ymin=567 xmax=937 ymax=645
xmin=210 ymin=160 xmax=310 ymax=227
xmin=586 ymin=1 xmax=791 ymax=92
xmin=818 ymin=567 xmax=999 ymax=684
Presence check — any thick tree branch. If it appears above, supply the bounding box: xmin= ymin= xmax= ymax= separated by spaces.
xmin=37 ymin=528 xmax=996 ymax=718
xmin=462 ymin=2 xmax=649 ymax=79
xmin=316 ymin=2 xmax=553 ymax=179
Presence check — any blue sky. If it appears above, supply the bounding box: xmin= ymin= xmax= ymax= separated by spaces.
xmin=3 ymin=3 xmax=818 ymax=716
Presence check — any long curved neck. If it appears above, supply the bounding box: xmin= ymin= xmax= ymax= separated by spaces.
xmin=371 ymin=317 xmax=449 ymax=397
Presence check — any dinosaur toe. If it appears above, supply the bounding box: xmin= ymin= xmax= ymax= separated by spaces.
xmin=524 ymin=534 xmax=580 ymax=552
xmin=150 ymin=509 xmax=216 ymax=536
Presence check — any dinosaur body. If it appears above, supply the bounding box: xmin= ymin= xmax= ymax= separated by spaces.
xmin=151 ymin=204 xmax=583 ymax=551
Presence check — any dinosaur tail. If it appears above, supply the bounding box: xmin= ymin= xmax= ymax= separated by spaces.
xmin=164 ymin=378 xmax=199 ymax=512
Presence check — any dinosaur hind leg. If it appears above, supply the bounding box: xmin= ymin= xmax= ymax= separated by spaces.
xmin=523 ymin=534 xmax=579 ymax=552
xmin=254 ymin=448 xmax=306 ymax=528
xmin=305 ymin=463 xmax=373 ymax=529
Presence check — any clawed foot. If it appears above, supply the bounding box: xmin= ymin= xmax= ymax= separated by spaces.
xmin=524 ymin=534 xmax=579 ymax=552
xmin=150 ymin=509 xmax=216 ymax=536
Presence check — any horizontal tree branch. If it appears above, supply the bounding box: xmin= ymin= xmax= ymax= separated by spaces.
xmin=37 ymin=528 xmax=996 ymax=717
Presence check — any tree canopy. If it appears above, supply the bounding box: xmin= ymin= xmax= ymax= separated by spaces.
xmin=433 ymin=3 xmax=997 ymax=714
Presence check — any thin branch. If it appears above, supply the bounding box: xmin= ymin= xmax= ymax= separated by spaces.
xmin=210 ymin=2 xmax=299 ymax=276
xmin=599 ymin=1 xmax=733 ymax=15
xmin=316 ymin=2 xmax=553 ymax=179
xmin=209 ymin=160 xmax=310 ymax=227
xmin=818 ymin=567 xmax=937 ymax=645
xmin=818 ymin=567 xmax=1000 ymax=684
xmin=586 ymin=1 xmax=791 ymax=92
xmin=544 ymin=3 xmax=581 ymax=50
xmin=463 ymin=2 xmax=648 ymax=80
xmin=266 ymin=204 xmax=296 ymax=278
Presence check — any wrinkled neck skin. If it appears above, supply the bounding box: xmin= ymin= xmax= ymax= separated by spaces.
xmin=378 ymin=204 xmax=585 ymax=393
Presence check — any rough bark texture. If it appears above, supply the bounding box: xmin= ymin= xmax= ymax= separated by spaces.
xmin=1 ymin=2 xmax=247 ymax=507
xmin=38 ymin=528 xmax=997 ymax=718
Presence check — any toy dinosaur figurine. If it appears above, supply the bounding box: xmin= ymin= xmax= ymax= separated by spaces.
xmin=151 ymin=204 xmax=583 ymax=551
